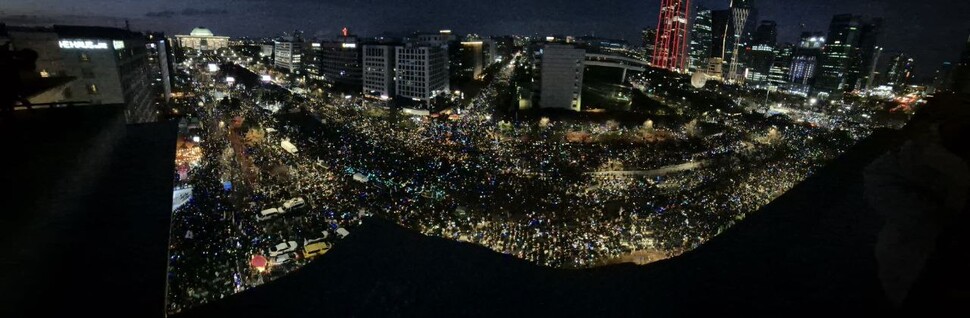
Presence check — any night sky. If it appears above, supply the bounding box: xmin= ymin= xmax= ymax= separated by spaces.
xmin=4 ymin=0 xmax=969 ymax=79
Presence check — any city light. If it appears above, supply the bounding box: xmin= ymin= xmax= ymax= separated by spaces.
xmin=3 ymin=2 xmax=932 ymax=315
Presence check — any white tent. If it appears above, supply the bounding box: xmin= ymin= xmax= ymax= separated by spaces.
xmin=281 ymin=139 xmax=299 ymax=154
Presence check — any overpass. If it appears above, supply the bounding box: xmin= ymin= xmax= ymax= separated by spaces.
xmin=585 ymin=53 xmax=652 ymax=82
xmin=585 ymin=161 xmax=705 ymax=177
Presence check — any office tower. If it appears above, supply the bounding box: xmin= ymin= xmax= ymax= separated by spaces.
xmin=362 ymin=44 xmax=398 ymax=100
xmin=726 ymin=5 xmax=751 ymax=82
xmin=788 ymin=32 xmax=825 ymax=94
xmin=816 ymin=14 xmax=882 ymax=94
xmin=863 ymin=46 xmax=883 ymax=92
xmin=746 ymin=45 xmax=774 ymax=84
xmin=306 ymin=42 xmax=324 ymax=80
xmin=688 ymin=7 xmax=713 ymax=73
xmin=458 ymin=40 xmax=485 ymax=81
xmin=752 ymin=20 xmax=777 ymax=46
xmin=744 ymin=20 xmax=777 ymax=84
xmin=884 ymin=53 xmax=915 ymax=91
xmin=816 ymin=15 xmax=861 ymax=93
xmin=145 ymin=32 xmax=174 ymax=103
xmin=395 ymin=44 xmax=449 ymax=103
xmin=318 ymin=30 xmax=362 ymax=87
xmin=4 ymin=25 xmax=155 ymax=123
xmin=642 ymin=27 xmax=657 ymax=62
xmin=481 ymin=38 xmax=499 ymax=65
xmin=710 ymin=9 xmax=731 ymax=64
xmin=538 ymin=44 xmax=585 ymax=111
xmin=768 ymin=43 xmax=793 ymax=87
xmin=929 ymin=62 xmax=954 ymax=94
xmin=174 ymin=27 xmax=229 ymax=52
xmin=274 ymin=36 xmax=303 ymax=73
xmin=652 ymin=0 xmax=691 ymax=71
xmin=951 ymin=34 xmax=970 ymax=94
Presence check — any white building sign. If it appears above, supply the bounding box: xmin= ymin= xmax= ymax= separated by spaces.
xmin=59 ymin=39 xmax=109 ymax=50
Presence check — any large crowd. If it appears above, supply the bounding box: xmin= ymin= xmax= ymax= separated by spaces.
xmin=165 ymin=50 xmax=876 ymax=314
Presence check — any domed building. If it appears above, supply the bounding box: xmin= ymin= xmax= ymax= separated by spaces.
xmin=175 ymin=27 xmax=229 ymax=51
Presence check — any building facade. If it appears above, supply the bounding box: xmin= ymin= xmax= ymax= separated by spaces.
xmin=768 ymin=43 xmax=793 ymax=88
xmin=362 ymin=44 xmax=398 ymax=99
xmin=929 ymin=62 xmax=954 ymax=94
xmin=145 ymin=32 xmax=174 ymax=103
xmin=538 ymin=44 xmax=585 ymax=111
xmin=787 ymin=32 xmax=825 ymax=94
xmin=274 ymin=38 xmax=302 ymax=73
xmin=174 ymin=27 xmax=229 ymax=52
xmin=816 ymin=14 xmax=882 ymax=94
xmin=456 ymin=40 xmax=485 ymax=82
xmin=652 ymin=0 xmax=691 ymax=71
xmin=5 ymin=25 xmax=155 ymax=123
xmin=318 ymin=35 xmax=362 ymax=87
xmin=395 ymin=45 xmax=450 ymax=102
xmin=744 ymin=20 xmax=777 ymax=85
xmin=884 ymin=53 xmax=915 ymax=91
xmin=641 ymin=27 xmax=658 ymax=63
xmin=688 ymin=7 xmax=713 ymax=73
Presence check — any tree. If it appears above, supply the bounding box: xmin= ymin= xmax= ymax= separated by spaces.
xmin=244 ymin=129 xmax=265 ymax=146
xmin=684 ymin=119 xmax=700 ymax=138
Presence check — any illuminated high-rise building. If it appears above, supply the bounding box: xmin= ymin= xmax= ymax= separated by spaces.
xmin=726 ymin=5 xmax=751 ymax=82
xmin=362 ymin=43 xmax=399 ymax=100
xmin=274 ymin=36 xmax=303 ymax=73
xmin=815 ymin=14 xmax=882 ymax=94
xmin=538 ymin=44 xmax=585 ymax=111
xmin=395 ymin=44 xmax=449 ymax=104
xmin=744 ymin=20 xmax=777 ymax=84
xmin=317 ymin=29 xmax=362 ymax=87
xmin=884 ymin=53 xmax=915 ymax=91
xmin=768 ymin=43 xmax=793 ymax=87
xmin=652 ymin=0 xmax=691 ymax=71
xmin=789 ymin=32 xmax=825 ymax=94
xmin=642 ymin=27 xmax=657 ymax=62
xmin=688 ymin=7 xmax=713 ymax=73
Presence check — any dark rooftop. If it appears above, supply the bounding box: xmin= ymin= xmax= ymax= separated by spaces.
xmin=0 ymin=105 xmax=177 ymax=317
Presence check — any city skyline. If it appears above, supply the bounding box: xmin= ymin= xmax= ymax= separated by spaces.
xmin=3 ymin=0 xmax=969 ymax=80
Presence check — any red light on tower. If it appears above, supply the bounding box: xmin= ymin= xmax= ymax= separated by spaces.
xmin=342 ymin=27 xmax=349 ymax=37
xmin=652 ymin=0 xmax=691 ymax=72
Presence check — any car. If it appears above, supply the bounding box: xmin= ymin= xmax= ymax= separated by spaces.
xmin=303 ymin=241 xmax=331 ymax=258
xmin=269 ymin=241 xmax=298 ymax=257
xmin=256 ymin=207 xmax=286 ymax=222
xmin=272 ymin=252 xmax=296 ymax=266
xmin=282 ymin=197 xmax=306 ymax=210
xmin=336 ymin=228 xmax=350 ymax=239
xmin=304 ymin=236 xmax=326 ymax=245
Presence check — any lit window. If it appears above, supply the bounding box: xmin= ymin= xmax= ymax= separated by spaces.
xmin=87 ymin=84 xmax=99 ymax=95
xmin=39 ymin=70 xmax=50 ymax=78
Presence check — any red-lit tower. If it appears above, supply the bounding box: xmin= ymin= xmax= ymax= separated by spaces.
xmin=652 ymin=0 xmax=691 ymax=72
